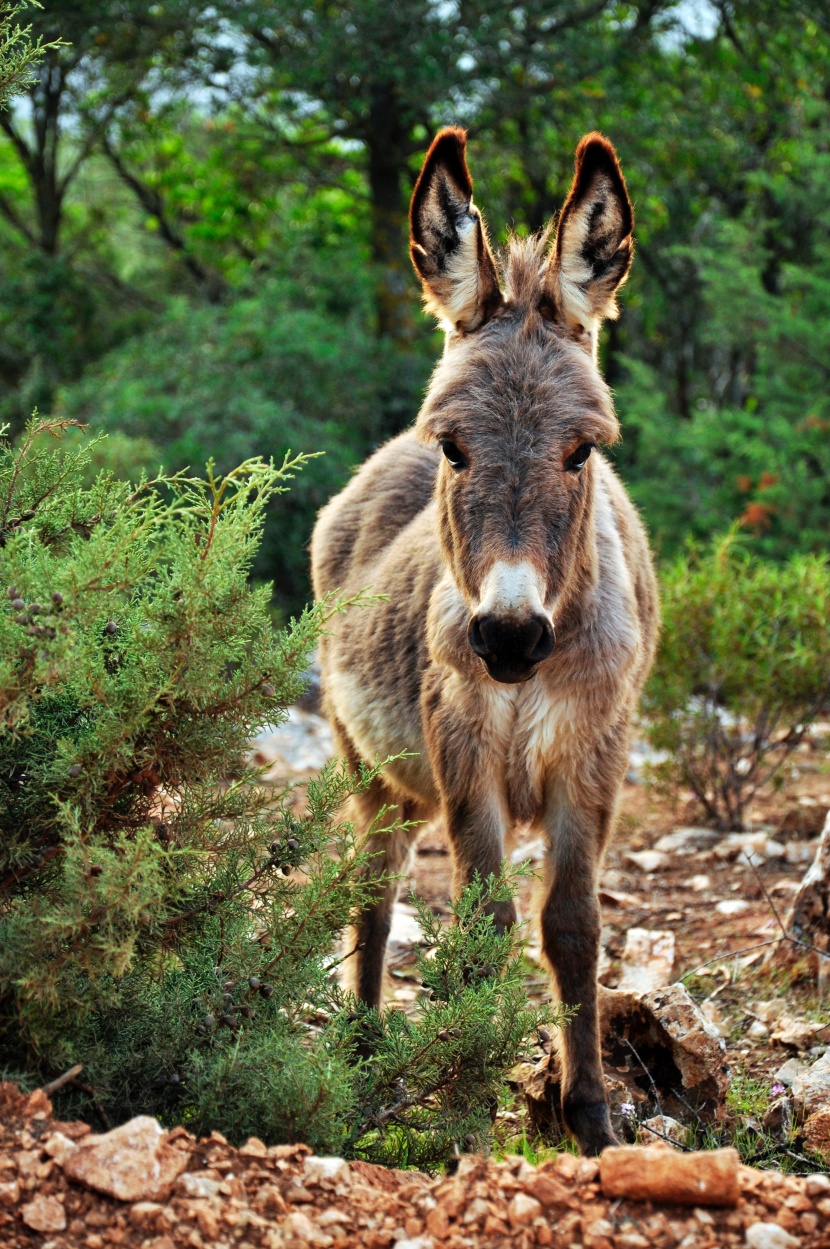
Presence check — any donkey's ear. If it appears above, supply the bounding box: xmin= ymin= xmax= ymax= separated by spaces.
xmin=410 ymin=127 xmax=502 ymax=332
xmin=548 ymin=133 xmax=633 ymax=334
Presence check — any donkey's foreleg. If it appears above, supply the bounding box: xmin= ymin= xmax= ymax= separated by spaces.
xmin=345 ymin=785 xmax=420 ymax=1010
xmin=444 ymin=792 xmax=515 ymax=933
xmin=540 ymin=776 xmax=619 ymax=1156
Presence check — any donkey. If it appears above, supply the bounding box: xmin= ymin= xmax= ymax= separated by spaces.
xmin=311 ymin=128 xmax=659 ymax=1156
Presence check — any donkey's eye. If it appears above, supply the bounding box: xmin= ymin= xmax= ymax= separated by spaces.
xmin=564 ymin=442 xmax=595 ymax=473
xmin=440 ymin=440 xmax=468 ymax=471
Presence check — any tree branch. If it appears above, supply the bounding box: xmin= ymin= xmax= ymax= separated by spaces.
xmin=0 ymin=186 xmax=34 ymax=242
xmin=101 ymin=135 xmax=227 ymax=302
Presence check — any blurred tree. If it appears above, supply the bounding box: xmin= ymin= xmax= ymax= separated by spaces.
xmin=0 ymin=1 xmax=209 ymax=417
xmin=222 ymin=0 xmax=655 ymax=342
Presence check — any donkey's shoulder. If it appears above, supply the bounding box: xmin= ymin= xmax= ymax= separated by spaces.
xmin=311 ymin=431 xmax=439 ymax=598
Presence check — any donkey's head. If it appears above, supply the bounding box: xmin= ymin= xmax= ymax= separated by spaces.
xmin=411 ymin=128 xmax=633 ymax=684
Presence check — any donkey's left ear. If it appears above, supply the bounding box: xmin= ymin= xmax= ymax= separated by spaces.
xmin=410 ymin=127 xmax=502 ymax=333
xmin=547 ymin=133 xmax=634 ymax=336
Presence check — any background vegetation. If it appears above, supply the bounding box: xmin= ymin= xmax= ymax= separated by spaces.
xmin=0 ymin=0 xmax=827 ymax=611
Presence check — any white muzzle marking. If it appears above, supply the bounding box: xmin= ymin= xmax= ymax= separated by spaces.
xmin=475 ymin=560 xmax=551 ymax=622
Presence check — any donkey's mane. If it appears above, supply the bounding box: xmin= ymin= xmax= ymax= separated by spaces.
xmin=499 ymin=229 xmax=554 ymax=306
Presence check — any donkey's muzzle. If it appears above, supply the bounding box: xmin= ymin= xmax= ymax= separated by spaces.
xmin=467 ymin=612 xmax=555 ymax=684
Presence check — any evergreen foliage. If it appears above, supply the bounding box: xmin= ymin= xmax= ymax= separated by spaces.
xmin=643 ymin=532 xmax=830 ymax=831
xmin=0 ymin=2 xmax=59 ymax=104
xmin=0 ymin=419 xmax=549 ymax=1165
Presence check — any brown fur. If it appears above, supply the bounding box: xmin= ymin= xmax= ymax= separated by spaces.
xmin=311 ymin=129 xmax=659 ymax=1156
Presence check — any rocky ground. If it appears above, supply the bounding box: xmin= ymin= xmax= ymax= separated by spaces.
xmin=253 ymin=709 xmax=830 ymax=1167
xmin=2 ymin=1081 xmax=830 ymax=1249
xmin=3 ymin=711 xmax=830 ymax=1248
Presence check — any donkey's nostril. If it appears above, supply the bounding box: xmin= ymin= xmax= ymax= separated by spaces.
xmin=467 ymin=613 xmax=555 ymax=675
xmin=528 ymin=616 xmax=555 ymax=663
xmin=468 ymin=615 xmax=488 ymax=658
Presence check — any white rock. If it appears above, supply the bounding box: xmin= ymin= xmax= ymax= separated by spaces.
xmin=638 ymin=1114 xmax=687 ymax=1148
xmin=684 ymin=874 xmax=711 ymax=892
xmin=715 ymin=899 xmax=750 ymax=916
xmin=510 ymin=837 xmax=545 ymax=865
xmin=745 ymin=1223 xmax=800 ymax=1249
xmin=752 ymin=1000 xmax=786 ymax=1024
xmin=625 ymin=850 xmax=670 ymax=873
xmin=303 ymin=1156 xmax=350 ymax=1184
xmin=284 ymin=1211 xmax=334 ymax=1246
xmin=388 ymin=904 xmax=425 ymax=954
xmin=617 ymin=929 xmax=675 ymax=994
xmin=507 ymin=1193 xmax=542 ymax=1226
xmin=747 ymin=1019 xmax=769 ymax=1040
xmin=177 ymin=1172 xmax=221 ymax=1199
xmin=773 ymin=1057 xmax=806 ymax=1087
xmin=394 ymin=1240 xmax=434 ymax=1249
xmin=783 ymin=840 xmax=817 ymax=864
xmin=714 ymin=833 xmax=784 ymax=865
xmin=318 ymin=1208 xmax=349 ymax=1226
xmin=251 ymin=707 xmax=334 ymax=777
xmin=654 ymin=828 xmax=720 ymax=854
xmin=805 ymin=1173 xmax=830 ymax=1196
xmin=791 ymin=1049 xmax=830 ymax=1116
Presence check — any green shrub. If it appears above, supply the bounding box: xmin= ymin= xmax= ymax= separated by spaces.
xmin=0 ymin=417 xmax=547 ymax=1166
xmin=643 ymin=532 xmax=830 ymax=830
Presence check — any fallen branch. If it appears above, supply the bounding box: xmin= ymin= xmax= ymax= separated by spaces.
xmin=39 ymin=1063 xmax=84 ymax=1096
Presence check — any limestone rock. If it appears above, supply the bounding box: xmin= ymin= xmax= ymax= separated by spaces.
xmin=600 ymin=982 xmax=729 ymax=1113
xmin=599 ymin=1145 xmax=739 ymax=1206
xmin=617 ymin=929 xmax=675 ymax=994
xmin=715 ymin=899 xmax=750 ymax=916
xmin=303 ymin=1155 xmax=350 ymax=1185
xmin=791 ymin=1049 xmax=830 ymax=1119
xmin=803 ymin=1106 xmax=830 ymax=1159
xmin=744 ymin=1223 xmax=800 ymax=1249
xmin=653 ymin=827 xmax=720 ymax=854
xmin=625 ymin=850 xmax=670 ymax=874
xmin=712 ymin=832 xmax=785 ymax=864
xmin=636 ymin=1114 xmax=688 ymax=1149
xmin=770 ymin=1015 xmax=830 ymax=1050
xmin=43 ymin=1130 xmax=79 ymax=1166
xmin=507 ymin=1192 xmax=541 ymax=1226
xmin=60 ymin=1114 xmax=190 ymax=1202
xmin=773 ymin=1056 xmax=804 ymax=1086
xmin=21 ymin=1194 xmax=67 ymax=1232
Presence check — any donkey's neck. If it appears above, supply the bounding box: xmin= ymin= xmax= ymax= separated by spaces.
xmin=551 ymin=472 xmax=602 ymax=631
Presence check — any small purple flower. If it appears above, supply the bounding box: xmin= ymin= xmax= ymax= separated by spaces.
xmin=771 ymin=1082 xmax=785 ymax=1097
xmin=620 ymin=1102 xmax=636 ymax=1119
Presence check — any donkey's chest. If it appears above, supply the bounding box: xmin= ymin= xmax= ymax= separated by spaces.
xmin=478 ymin=683 xmax=578 ymax=824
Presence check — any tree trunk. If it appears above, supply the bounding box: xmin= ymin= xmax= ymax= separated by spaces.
xmin=367 ymin=138 xmax=416 ymax=343
xmin=770 ymin=811 xmax=830 ymax=991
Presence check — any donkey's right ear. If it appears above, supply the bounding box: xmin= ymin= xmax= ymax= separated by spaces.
xmin=410 ymin=128 xmax=502 ymax=333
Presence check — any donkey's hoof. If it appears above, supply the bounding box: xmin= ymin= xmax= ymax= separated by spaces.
xmin=564 ymin=1099 xmax=618 ymax=1156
